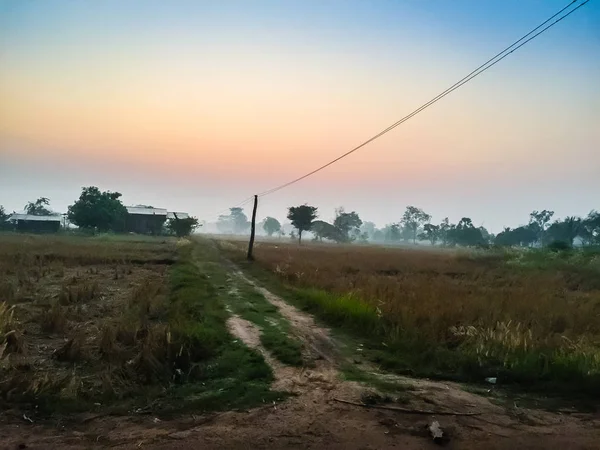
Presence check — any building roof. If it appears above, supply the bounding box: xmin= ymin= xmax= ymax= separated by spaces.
xmin=126 ymin=206 xmax=168 ymax=216
xmin=8 ymin=214 xmax=62 ymax=222
xmin=167 ymin=212 xmax=190 ymax=220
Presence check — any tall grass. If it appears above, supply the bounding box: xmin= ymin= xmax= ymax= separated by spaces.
xmin=223 ymin=240 xmax=600 ymax=395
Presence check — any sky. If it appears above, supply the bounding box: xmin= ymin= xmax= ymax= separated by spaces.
xmin=1 ymin=0 xmax=599 ymax=232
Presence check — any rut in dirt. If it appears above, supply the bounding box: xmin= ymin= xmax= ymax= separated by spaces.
xmin=233 ymin=269 xmax=340 ymax=365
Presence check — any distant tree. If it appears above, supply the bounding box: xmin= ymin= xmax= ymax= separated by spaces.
xmin=478 ymin=226 xmax=492 ymax=244
xmin=333 ymin=207 xmax=363 ymax=242
xmin=447 ymin=217 xmax=485 ymax=247
xmin=166 ymin=214 xmax=200 ymax=237
xmin=311 ymin=220 xmax=343 ymax=242
xmin=217 ymin=207 xmax=250 ymax=234
xmin=579 ymin=211 xmax=600 ymax=246
xmin=25 ymin=197 xmax=53 ymax=216
xmin=515 ymin=225 xmax=537 ymax=247
xmin=230 ymin=207 xmax=250 ymax=234
xmin=360 ymin=221 xmax=377 ymax=241
xmin=216 ymin=214 xmax=232 ymax=234
xmin=287 ymin=205 xmax=318 ymax=244
xmin=0 ymin=206 xmax=11 ymax=230
xmin=67 ymin=186 xmax=127 ymax=232
xmin=401 ymin=206 xmax=431 ymax=244
xmin=383 ymin=223 xmax=401 ymax=242
xmin=495 ymin=225 xmax=536 ymax=247
xmin=494 ymin=227 xmax=515 ymax=247
xmin=263 ymin=217 xmax=281 ymax=237
xmin=418 ymin=223 xmax=440 ymax=245
xmin=438 ymin=217 xmax=451 ymax=246
xmin=372 ymin=228 xmax=385 ymax=242
xmin=581 ymin=211 xmax=600 ymax=245
xmin=529 ymin=210 xmax=554 ymax=245
xmin=546 ymin=216 xmax=581 ymax=247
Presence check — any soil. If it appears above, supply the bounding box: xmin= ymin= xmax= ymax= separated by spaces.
xmin=1 ymin=264 xmax=599 ymax=450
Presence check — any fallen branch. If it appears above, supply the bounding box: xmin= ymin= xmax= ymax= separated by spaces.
xmin=333 ymin=398 xmax=481 ymax=416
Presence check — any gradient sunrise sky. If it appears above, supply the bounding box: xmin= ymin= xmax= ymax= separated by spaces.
xmin=1 ymin=0 xmax=598 ymax=231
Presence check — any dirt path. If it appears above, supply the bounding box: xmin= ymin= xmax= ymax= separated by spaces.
xmin=2 ymin=263 xmax=599 ymax=450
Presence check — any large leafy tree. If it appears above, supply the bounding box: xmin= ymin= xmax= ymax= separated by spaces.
xmin=68 ymin=186 xmax=127 ymax=232
xmin=25 ymin=197 xmax=53 ymax=216
xmin=333 ymin=207 xmax=363 ymax=242
xmin=262 ymin=217 xmax=281 ymax=237
xmin=287 ymin=205 xmax=318 ymax=244
xmin=401 ymin=206 xmax=431 ymax=244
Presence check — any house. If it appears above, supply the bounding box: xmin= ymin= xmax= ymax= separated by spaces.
xmin=125 ymin=206 xmax=168 ymax=234
xmin=8 ymin=213 xmax=62 ymax=233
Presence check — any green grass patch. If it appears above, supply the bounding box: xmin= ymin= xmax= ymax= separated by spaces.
xmin=227 ymin=283 xmax=304 ymax=367
xmin=190 ymin=241 xmax=303 ymax=367
xmin=155 ymin=242 xmax=285 ymax=413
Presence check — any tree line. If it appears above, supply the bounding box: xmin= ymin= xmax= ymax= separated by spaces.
xmin=0 ymin=186 xmax=199 ymax=237
xmin=215 ymin=204 xmax=600 ymax=248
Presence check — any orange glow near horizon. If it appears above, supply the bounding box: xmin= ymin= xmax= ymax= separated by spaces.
xmin=1 ymin=0 xmax=598 ymax=229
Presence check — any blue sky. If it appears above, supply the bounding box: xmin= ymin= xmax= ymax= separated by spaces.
xmin=1 ymin=0 xmax=598 ymax=231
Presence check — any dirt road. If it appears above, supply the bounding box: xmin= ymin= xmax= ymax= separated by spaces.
xmin=2 ymin=264 xmax=599 ymax=450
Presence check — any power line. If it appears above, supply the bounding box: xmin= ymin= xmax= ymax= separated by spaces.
xmin=256 ymin=0 xmax=589 ymax=198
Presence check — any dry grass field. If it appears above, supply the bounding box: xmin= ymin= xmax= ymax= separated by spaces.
xmin=0 ymin=234 xmax=279 ymax=418
xmin=222 ymin=239 xmax=600 ymax=395
xmin=0 ymin=234 xmax=177 ymax=412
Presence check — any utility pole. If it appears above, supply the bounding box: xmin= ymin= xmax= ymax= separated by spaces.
xmin=247 ymin=195 xmax=258 ymax=261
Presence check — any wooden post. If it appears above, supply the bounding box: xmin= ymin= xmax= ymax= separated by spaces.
xmin=247 ymin=195 xmax=258 ymax=261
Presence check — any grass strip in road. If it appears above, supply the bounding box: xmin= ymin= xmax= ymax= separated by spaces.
xmin=160 ymin=242 xmax=286 ymax=414
xmin=228 ymin=283 xmax=304 ymax=367
xmin=193 ymin=240 xmax=303 ymax=367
